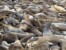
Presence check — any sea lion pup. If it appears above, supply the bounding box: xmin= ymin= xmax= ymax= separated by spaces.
xmin=30 ymin=27 xmax=42 ymax=36
xmin=27 ymin=40 xmax=50 ymax=50
xmin=19 ymin=0 xmax=30 ymax=4
xmin=33 ymin=0 xmax=44 ymax=3
xmin=18 ymin=20 xmax=32 ymax=31
xmin=25 ymin=4 xmax=42 ymax=14
xmin=17 ymin=23 xmax=29 ymax=31
xmin=29 ymin=35 xmax=66 ymax=46
xmin=3 ymin=32 xmax=18 ymax=43
xmin=20 ymin=33 xmax=35 ymax=43
xmin=9 ymin=40 xmax=25 ymax=50
xmin=27 ymin=37 xmax=38 ymax=43
xmin=0 ymin=8 xmax=14 ymax=19
xmin=13 ymin=13 xmax=24 ymax=22
xmin=17 ymin=33 xmax=32 ymax=40
xmin=52 ymin=23 xmax=66 ymax=31
xmin=51 ymin=5 xmax=66 ymax=13
xmin=3 ymin=17 xmax=19 ymax=26
xmin=2 ymin=24 xmax=25 ymax=33
xmin=26 ymin=35 xmax=66 ymax=50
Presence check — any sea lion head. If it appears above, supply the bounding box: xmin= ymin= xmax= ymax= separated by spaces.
xmin=9 ymin=40 xmax=25 ymax=50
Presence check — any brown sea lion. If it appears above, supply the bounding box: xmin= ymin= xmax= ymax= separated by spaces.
xmin=9 ymin=40 xmax=25 ymax=50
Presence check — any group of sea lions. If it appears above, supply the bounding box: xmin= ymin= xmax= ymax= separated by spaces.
xmin=0 ymin=0 xmax=66 ymax=50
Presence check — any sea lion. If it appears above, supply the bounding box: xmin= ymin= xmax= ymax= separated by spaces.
xmin=9 ymin=40 xmax=25 ymax=50
xmin=29 ymin=35 xmax=66 ymax=47
xmin=3 ymin=32 xmax=18 ymax=43
xmin=52 ymin=5 xmax=66 ymax=13
xmin=52 ymin=23 xmax=66 ymax=31
xmin=27 ymin=41 xmax=50 ymax=50
xmin=3 ymin=17 xmax=19 ymax=26
xmin=20 ymin=33 xmax=35 ymax=43
xmin=31 ymin=27 xmax=42 ymax=36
